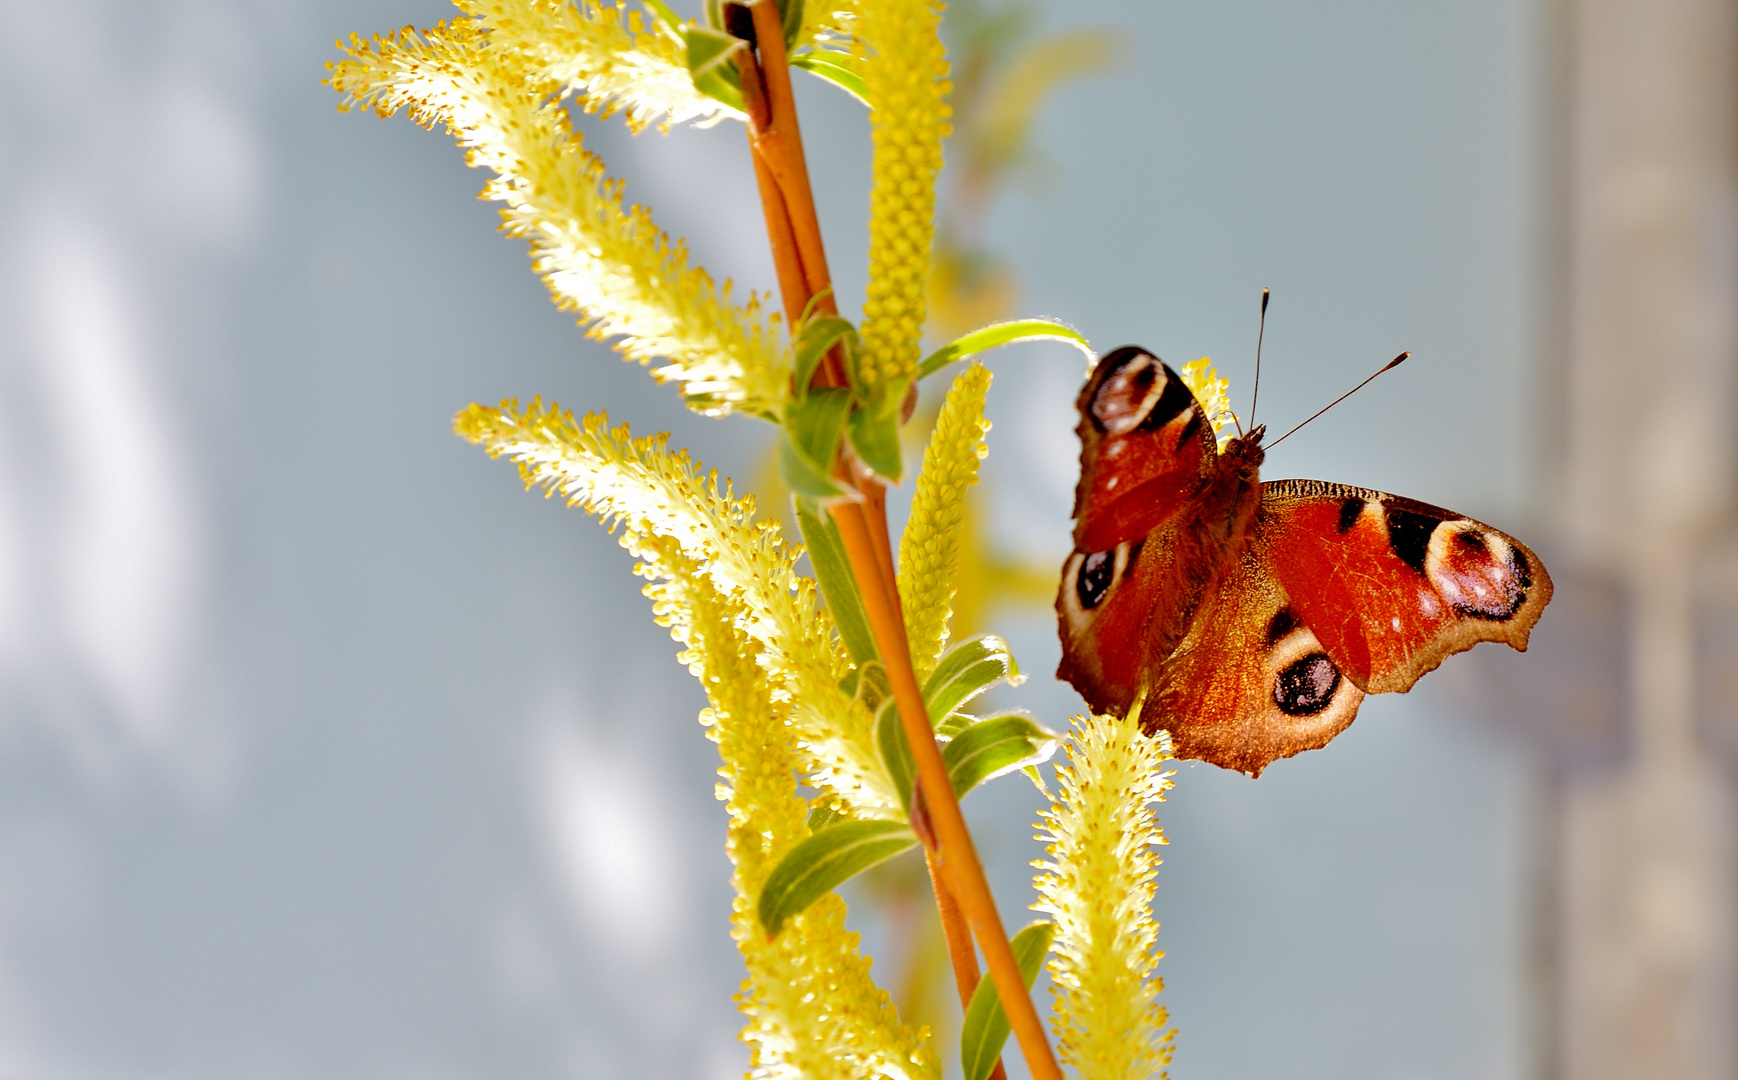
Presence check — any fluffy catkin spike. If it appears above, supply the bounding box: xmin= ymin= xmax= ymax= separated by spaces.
xmin=639 ymin=538 xmax=936 ymax=1080
xmin=459 ymin=0 xmax=739 ymax=131
xmin=456 ymin=400 xmax=900 ymax=817
xmin=898 ymin=362 xmax=992 ymax=682
xmin=328 ymin=19 xmax=784 ymax=417
xmin=855 ymin=0 xmax=952 ymax=394
xmin=1178 ymin=357 xmax=1238 ymax=448
xmin=1032 ymin=710 xmax=1176 ymax=1080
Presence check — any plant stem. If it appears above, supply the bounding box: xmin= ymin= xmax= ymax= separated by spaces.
xmin=738 ymin=7 xmax=1063 ymax=1080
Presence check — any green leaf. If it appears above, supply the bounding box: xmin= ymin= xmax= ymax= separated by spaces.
xmin=787 ymin=386 xmax=852 ymax=462
xmin=757 ymin=820 xmax=918 ymax=936
xmin=923 ymin=634 xmax=1022 ymax=723
xmin=960 ymin=921 xmax=1056 ymax=1080
xmin=846 ymin=387 xmax=905 ymax=482
xmin=917 ymin=319 xmax=1094 ymax=381
xmin=795 ymin=497 xmax=877 ymax=665
xmin=935 ymin=710 xmax=977 ymax=740
xmin=790 ymin=53 xmax=870 ymax=105
xmin=684 ymin=25 xmax=747 ymax=113
xmin=779 ymin=388 xmax=852 ymax=498
xmin=779 ymin=432 xmax=849 ymax=498
xmin=876 ymin=701 xmax=917 ymax=814
xmin=943 ymin=712 xmax=1059 ymax=799
xmin=792 ymin=315 xmax=857 ymax=396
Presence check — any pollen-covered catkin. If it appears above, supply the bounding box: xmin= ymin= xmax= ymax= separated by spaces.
xmin=328 ymin=18 xmax=783 ymax=417
xmin=899 ymin=362 xmax=992 ymax=682
xmin=1033 ymin=709 xmax=1175 ymax=1080
xmin=856 ymin=0 xmax=952 ymax=394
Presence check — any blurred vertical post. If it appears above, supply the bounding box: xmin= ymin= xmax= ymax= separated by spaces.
xmin=1558 ymin=0 xmax=1738 ymax=1076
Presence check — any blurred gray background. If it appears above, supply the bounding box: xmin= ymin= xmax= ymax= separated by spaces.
xmin=0 ymin=1 xmax=1732 ymax=1079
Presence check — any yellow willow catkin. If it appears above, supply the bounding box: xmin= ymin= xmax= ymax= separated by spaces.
xmin=460 ymin=0 xmax=737 ymax=131
xmin=1178 ymin=357 xmax=1238 ymax=448
xmin=638 ymin=538 xmax=936 ymax=1080
xmin=1033 ymin=710 xmax=1175 ymax=1080
xmin=328 ymin=18 xmax=784 ymax=416
xmin=855 ymin=0 xmax=951 ymax=394
xmin=898 ymin=362 xmax=991 ymax=682
xmin=455 ymin=400 xmax=901 ymax=817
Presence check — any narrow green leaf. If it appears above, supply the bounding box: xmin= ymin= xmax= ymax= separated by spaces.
xmin=923 ymin=634 xmax=1022 ymax=722
xmin=943 ymin=712 xmax=1059 ymax=799
xmin=876 ymin=701 xmax=917 ymax=814
xmin=792 ymin=315 xmax=857 ymax=396
xmin=960 ymin=921 xmax=1056 ymax=1080
xmin=684 ymin=25 xmax=748 ymax=113
xmin=847 ymin=388 xmax=904 ymax=482
xmin=779 ymin=432 xmax=848 ymax=498
xmin=780 ymin=387 xmax=851 ymax=498
xmin=917 ymin=320 xmax=1094 ymax=381
xmin=788 ymin=387 xmax=852 ymax=462
xmin=935 ymin=711 xmax=977 ymax=740
xmin=757 ymin=820 xmax=918 ymax=936
xmin=795 ymin=497 xmax=878 ymax=664
xmin=790 ymin=53 xmax=871 ymax=105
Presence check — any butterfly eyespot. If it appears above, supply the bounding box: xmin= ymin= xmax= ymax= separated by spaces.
xmin=1273 ymin=652 xmax=1341 ymax=717
xmin=1076 ymin=550 xmax=1116 ymax=609
xmin=1426 ymin=522 xmax=1528 ymax=621
xmin=1087 ymin=348 xmax=1198 ymax=437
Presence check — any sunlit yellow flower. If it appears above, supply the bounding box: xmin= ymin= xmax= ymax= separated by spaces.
xmin=456 ymin=400 xmax=901 ymax=816
xmin=898 ymin=362 xmax=991 ymax=682
xmin=329 ymin=17 xmax=783 ymax=416
xmin=1179 ymin=356 xmax=1238 ymax=448
xmin=1033 ymin=707 xmax=1175 ymax=1080
xmin=642 ymin=538 xmax=936 ymax=1080
xmin=462 ymin=0 xmax=737 ymax=131
xmin=855 ymin=0 xmax=952 ymax=395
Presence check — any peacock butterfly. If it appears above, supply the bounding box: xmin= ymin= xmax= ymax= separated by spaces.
xmin=1056 ymin=345 xmax=1553 ymax=776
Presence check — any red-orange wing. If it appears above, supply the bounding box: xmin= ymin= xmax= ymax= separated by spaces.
xmin=1258 ymin=480 xmax=1554 ymax=694
xmin=1071 ymin=347 xmax=1219 ymax=553
xmin=1142 ymin=526 xmax=1367 ymax=777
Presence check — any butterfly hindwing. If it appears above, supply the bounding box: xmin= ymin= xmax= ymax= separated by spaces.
xmin=1072 ymin=347 xmax=1219 ymax=553
xmin=1149 ymin=532 xmax=1366 ymax=777
xmin=1258 ymin=480 xmax=1554 ymax=694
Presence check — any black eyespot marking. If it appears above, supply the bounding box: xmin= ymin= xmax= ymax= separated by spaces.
xmin=1265 ymin=608 xmax=1301 ymax=646
xmin=1337 ymin=498 xmax=1363 ymax=533
xmin=1384 ymin=506 xmax=1438 ymax=575
xmin=1143 ymin=369 xmax=1198 ymax=432
xmin=1509 ymin=546 xmax=1533 ymax=590
xmin=1076 ymin=550 xmax=1115 ymax=609
xmin=1449 ymin=545 xmax=1529 ymax=621
xmin=1274 ymin=653 xmax=1341 ymax=716
xmin=1177 ymin=410 xmax=1205 ymax=451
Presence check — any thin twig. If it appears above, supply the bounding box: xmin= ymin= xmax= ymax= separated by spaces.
xmin=736 ymin=6 xmax=1063 ymax=1079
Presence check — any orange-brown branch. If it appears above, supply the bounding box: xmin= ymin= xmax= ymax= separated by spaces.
xmin=734 ymin=6 xmax=1062 ymax=1079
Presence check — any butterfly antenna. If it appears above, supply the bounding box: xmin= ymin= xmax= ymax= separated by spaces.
xmin=1248 ymin=287 xmax=1270 ymax=431
xmin=1265 ymin=351 xmax=1410 ymax=450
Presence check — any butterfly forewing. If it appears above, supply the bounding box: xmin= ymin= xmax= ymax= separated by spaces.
xmin=1259 ymin=480 xmax=1554 ymax=694
xmin=1072 ymin=347 xmax=1219 ymax=553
